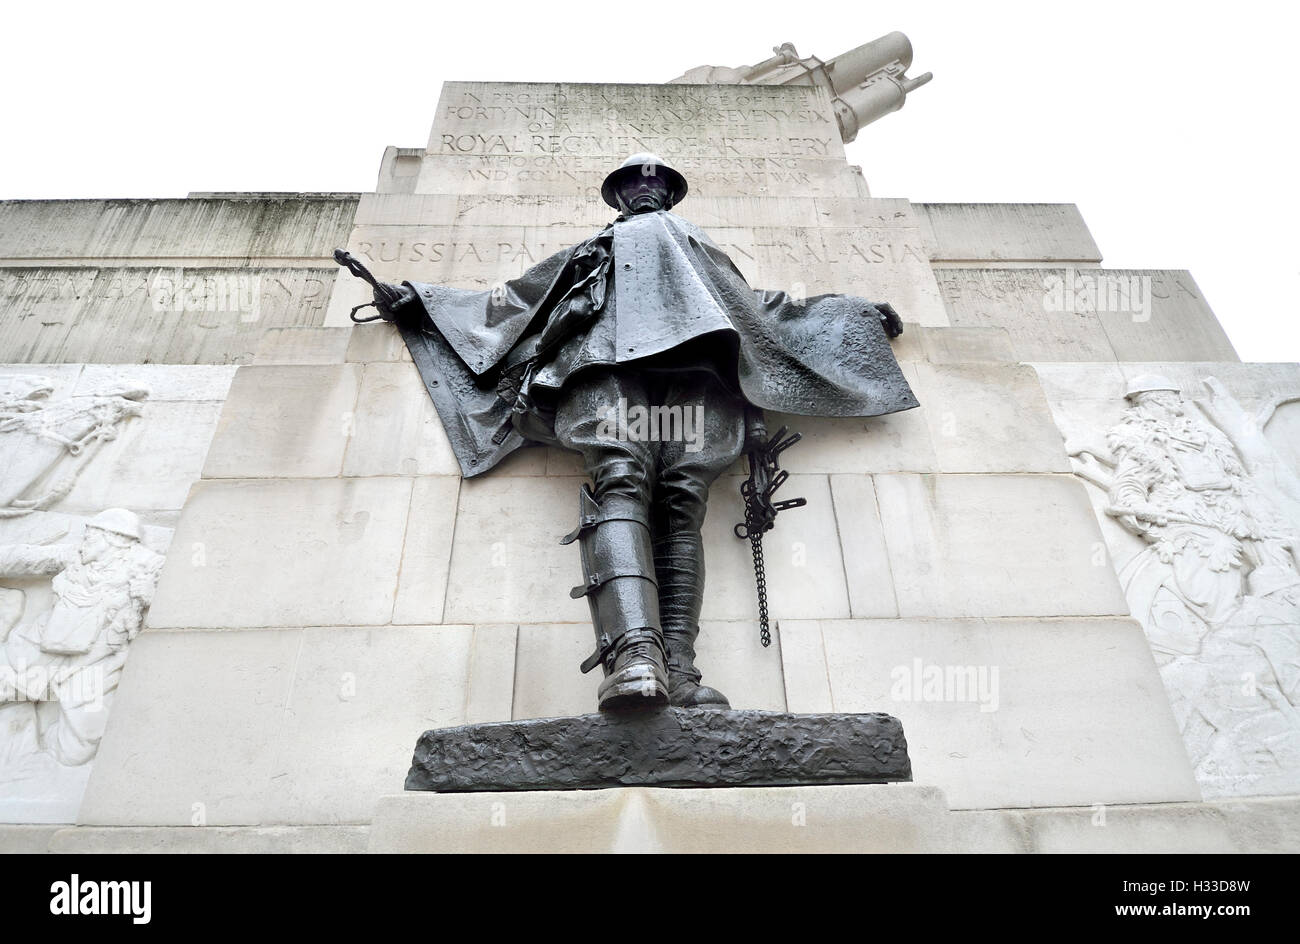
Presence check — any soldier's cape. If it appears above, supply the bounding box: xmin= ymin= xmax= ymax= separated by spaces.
xmin=392 ymin=209 xmax=917 ymax=477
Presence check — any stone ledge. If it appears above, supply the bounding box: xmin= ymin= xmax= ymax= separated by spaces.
xmin=8 ymin=796 xmax=1293 ymax=852
xmin=371 ymin=783 xmax=946 ymax=853
xmin=406 ymin=709 xmax=911 ymax=792
xmin=45 ymin=825 xmax=369 ymax=854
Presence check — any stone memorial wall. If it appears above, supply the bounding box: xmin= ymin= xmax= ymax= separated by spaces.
xmin=0 ymin=71 xmax=1295 ymax=853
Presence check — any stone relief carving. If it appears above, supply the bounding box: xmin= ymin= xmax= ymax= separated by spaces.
xmin=0 ymin=371 xmax=166 ymax=818
xmin=1 ymin=374 xmax=148 ymax=517
xmin=0 ymin=510 xmax=165 ymax=769
xmin=1065 ymin=374 xmax=1300 ymax=797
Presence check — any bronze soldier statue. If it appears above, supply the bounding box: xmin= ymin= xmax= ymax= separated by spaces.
xmin=340 ymin=153 xmax=916 ymax=713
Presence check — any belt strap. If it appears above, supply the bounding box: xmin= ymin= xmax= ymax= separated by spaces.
xmin=569 ymin=567 xmax=657 ymax=599
xmin=580 ymin=627 xmax=665 ymax=675
xmin=559 ymin=504 xmax=651 ymax=545
xmin=580 ymin=632 xmax=613 ymax=674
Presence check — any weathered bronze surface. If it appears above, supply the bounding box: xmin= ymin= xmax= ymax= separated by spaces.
xmin=339 ymin=152 xmax=917 ymax=713
xmin=405 ymin=709 xmax=912 ymax=792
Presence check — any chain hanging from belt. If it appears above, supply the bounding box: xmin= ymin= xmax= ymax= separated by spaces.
xmin=734 ymin=426 xmax=806 ymax=647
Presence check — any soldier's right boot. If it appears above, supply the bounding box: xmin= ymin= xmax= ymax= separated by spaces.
xmin=655 ymin=532 xmax=730 ymax=709
xmin=563 ymin=485 xmax=669 ymax=712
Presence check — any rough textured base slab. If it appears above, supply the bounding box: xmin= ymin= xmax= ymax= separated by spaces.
xmin=405 ymin=708 xmax=910 ymax=792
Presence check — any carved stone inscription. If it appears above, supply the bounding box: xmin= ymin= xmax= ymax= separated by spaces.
xmin=428 ymin=82 xmax=843 ymax=161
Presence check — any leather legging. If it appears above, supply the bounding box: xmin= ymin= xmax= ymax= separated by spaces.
xmin=555 ymin=366 xmax=746 ymax=672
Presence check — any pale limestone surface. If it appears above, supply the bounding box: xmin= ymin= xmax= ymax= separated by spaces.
xmin=0 ymin=364 xmax=83 ymax=400
xmin=1018 ymin=803 xmax=1235 ymax=854
xmin=1095 ymin=272 xmax=1238 ymax=361
xmin=767 ymin=395 xmax=937 ymax=475
xmin=146 ymin=478 xmax=414 ymax=629
xmin=935 ymin=267 xmax=1239 ymax=362
xmin=345 ymin=323 xmax=412 ymax=363
xmin=827 ymin=476 xmax=899 ymax=619
xmin=202 ymin=365 xmax=361 ymax=479
xmin=1210 ymin=796 xmax=1300 ymax=854
xmin=46 ymin=825 xmax=370 ymax=854
xmin=870 ymin=474 xmax=1129 ymax=618
xmin=391 ymin=475 xmax=461 ymax=625
xmin=948 ymin=795 xmax=1300 ymax=853
xmin=935 ymin=269 xmax=1123 ymax=361
xmin=803 ymin=617 xmax=1200 ymax=809
xmin=911 ymin=363 xmax=1070 ymax=473
xmin=914 ymin=203 xmax=1101 ymax=263
xmin=342 ymin=363 xmax=460 ymax=477
xmin=253 ymin=326 xmax=354 ymax=365
xmin=78 ymin=626 xmax=474 ymax=826
xmin=0 ymin=196 xmax=357 ymax=267
xmin=359 ymin=190 xmax=912 ymax=231
xmin=511 ymin=623 xmax=603 ymax=720
xmin=413 ymin=154 xmax=867 ymax=201
xmin=2 ymin=266 xmax=339 ymax=365
xmin=776 ymin=620 xmax=835 ymax=713
xmin=689 ymin=620 xmax=787 ymax=711
xmin=917 ymin=326 xmax=1015 ymax=364
xmin=443 ymin=475 xmax=589 ymax=625
xmin=12 ymin=795 xmax=1297 ymax=852
xmin=367 ymin=783 xmax=953 ymax=853
xmin=0 ymin=825 xmax=63 ymax=853
xmin=463 ymin=624 xmax=517 ymax=723
xmin=73 ymin=364 xmax=237 ymax=401
xmin=1036 ymin=359 xmax=1300 ymax=403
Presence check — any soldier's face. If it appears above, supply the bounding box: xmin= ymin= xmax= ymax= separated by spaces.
xmin=1139 ymin=391 xmax=1182 ymax=415
xmin=616 ymin=175 xmax=669 ymax=214
xmin=80 ymin=527 xmax=110 ymax=563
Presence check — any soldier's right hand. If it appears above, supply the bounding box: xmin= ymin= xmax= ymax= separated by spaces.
xmin=1116 ymin=513 xmax=1143 ymax=535
xmin=374 ymin=282 xmax=416 ymax=318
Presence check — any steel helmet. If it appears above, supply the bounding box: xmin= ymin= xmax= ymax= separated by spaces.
xmin=600 ymin=153 xmax=688 ymax=210
xmin=86 ymin=508 xmax=143 ymax=541
xmin=1123 ymin=374 xmax=1181 ymax=401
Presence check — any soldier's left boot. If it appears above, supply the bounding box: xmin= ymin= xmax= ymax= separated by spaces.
xmin=654 ymin=532 xmax=730 ymax=709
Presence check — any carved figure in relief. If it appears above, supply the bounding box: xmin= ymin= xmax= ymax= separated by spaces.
xmin=1067 ymin=374 xmax=1300 ymax=792
xmin=0 ymin=375 xmax=148 ymax=517
xmin=0 ymin=509 xmax=164 ymax=769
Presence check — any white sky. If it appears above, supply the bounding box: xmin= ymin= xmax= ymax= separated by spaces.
xmin=3 ymin=0 xmax=1297 ymax=362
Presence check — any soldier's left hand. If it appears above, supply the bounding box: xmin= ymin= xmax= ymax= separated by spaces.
xmin=877 ymin=305 xmax=904 ymax=338
xmin=374 ymin=282 xmax=416 ymax=318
